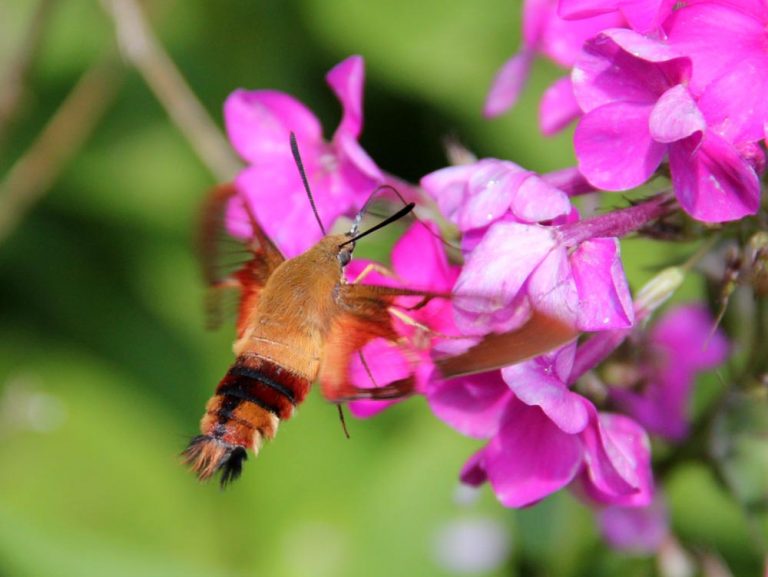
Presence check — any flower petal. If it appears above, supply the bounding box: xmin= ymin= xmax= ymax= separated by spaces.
xmin=649 ymin=85 xmax=706 ymax=144
xmin=231 ymin=161 xmax=324 ymax=257
xmin=570 ymin=238 xmax=634 ymax=330
xmin=334 ymin=133 xmax=383 ymax=182
xmin=527 ymin=246 xmax=580 ymax=326
xmin=511 ymin=173 xmax=572 ymax=222
xmin=224 ymin=89 xmax=322 ymax=164
xmin=454 ymin=222 xmax=556 ymax=333
xmin=348 ymin=339 xmax=411 ymax=418
xmin=420 ymin=164 xmax=480 ymax=226
xmin=651 ymin=304 xmax=728 ymax=370
xmin=599 ymin=495 xmax=669 ymax=553
xmin=502 ymin=346 xmax=590 ymax=434
xmin=697 ymin=63 xmax=768 ymax=144
xmin=428 ymin=372 xmax=512 ymax=438
xmin=483 ymin=399 xmax=583 ymax=507
xmin=327 ymin=55 xmax=365 ymax=140
xmin=484 ymin=51 xmax=534 ymax=118
xmin=575 ymin=101 xmax=665 ymax=190
xmin=458 ymin=161 xmax=529 ymax=230
xmin=573 ymin=30 xmax=689 ymax=113
xmin=669 ymin=131 xmax=760 ymax=222
xmin=580 ymin=410 xmax=653 ymax=506
xmin=665 ymin=0 xmax=768 ymax=142
xmin=540 ymin=76 xmax=581 ymax=135
xmin=392 ymin=222 xmax=457 ymax=292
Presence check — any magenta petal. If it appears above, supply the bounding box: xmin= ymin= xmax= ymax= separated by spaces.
xmin=460 ymin=449 xmax=488 ymax=487
xmin=599 ymin=495 xmax=669 ymax=553
xmin=420 ymin=164 xmax=479 ymax=226
xmin=665 ymin=0 xmax=768 ymax=142
xmin=620 ymin=0 xmax=676 ymax=34
xmin=527 ymin=246 xmax=579 ymax=325
xmin=581 ymin=411 xmax=653 ymax=506
xmin=392 ymin=222 xmax=456 ymax=291
xmin=454 ymin=222 xmax=556 ymax=331
xmin=457 ymin=161 xmax=528 ymax=230
xmin=570 ymin=238 xmax=634 ymax=331
xmin=542 ymin=167 xmax=596 ymax=196
xmin=484 ymin=52 xmax=533 ymax=118
xmin=327 ymin=55 xmax=365 ymax=140
xmin=649 ymin=85 xmax=706 ymax=144
xmin=335 ymin=133 xmax=382 ymax=181
xmin=502 ymin=349 xmax=590 ymax=434
xmin=224 ymin=89 xmax=322 ymax=164
xmin=664 ymin=0 xmax=766 ymax=92
xmin=484 ymin=399 xmax=583 ymax=507
xmin=539 ymin=9 xmax=624 ymax=67
xmin=669 ymin=132 xmax=760 ymax=222
xmin=232 ymin=162 xmax=324 ymax=257
xmin=652 ymin=304 xmax=728 ymax=369
xmin=348 ymin=338 xmax=411 ymax=418
xmin=573 ymin=31 xmax=687 ymax=113
xmin=540 ymin=76 xmax=581 ymax=135
xmin=599 ymin=28 xmax=686 ymax=65
xmin=697 ymin=64 xmax=768 ymax=144
xmin=575 ymin=102 xmax=665 ymax=190
xmin=512 ymin=173 xmax=572 ymax=222
xmin=557 ymin=0 xmax=617 ymax=20
xmin=428 ymin=372 xmax=512 ymax=438
xmin=613 ymin=304 xmax=729 ymax=441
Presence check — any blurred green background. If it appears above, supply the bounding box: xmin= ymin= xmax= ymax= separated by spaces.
xmin=0 ymin=1 xmax=765 ymax=576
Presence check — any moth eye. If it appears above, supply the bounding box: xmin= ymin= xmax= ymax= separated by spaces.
xmin=338 ymin=251 xmax=351 ymax=267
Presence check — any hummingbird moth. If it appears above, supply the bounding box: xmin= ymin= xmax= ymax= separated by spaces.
xmin=183 ymin=136 xmax=577 ymax=486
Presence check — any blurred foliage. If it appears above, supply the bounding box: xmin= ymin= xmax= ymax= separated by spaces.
xmin=0 ymin=1 xmax=765 ymax=576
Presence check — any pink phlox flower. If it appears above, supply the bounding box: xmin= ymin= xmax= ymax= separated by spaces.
xmin=224 ymin=55 xmax=383 ymax=257
xmin=598 ymin=493 xmax=669 ymax=553
xmin=451 ymin=217 xmax=634 ymax=335
xmin=610 ymin=304 xmax=729 ymax=441
xmin=420 ymin=158 xmax=574 ymax=250
xmin=422 ymin=158 xmax=635 ymax=335
xmin=485 ymin=0 xmax=623 ymax=133
xmin=441 ymin=342 xmax=652 ymax=507
xmin=344 ymin=221 xmax=460 ymax=418
xmin=572 ymin=29 xmax=760 ymax=222
xmin=664 ymin=0 xmax=768 ymax=146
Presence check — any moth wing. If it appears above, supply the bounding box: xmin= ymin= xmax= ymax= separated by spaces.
xmin=318 ymin=284 xmax=439 ymax=402
xmin=199 ymin=183 xmax=285 ymax=335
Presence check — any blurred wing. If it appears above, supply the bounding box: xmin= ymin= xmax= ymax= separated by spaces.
xmin=199 ymin=183 xmax=285 ymax=335
xmin=436 ymin=311 xmax=578 ymax=379
xmin=318 ymin=284 xmax=439 ymax=402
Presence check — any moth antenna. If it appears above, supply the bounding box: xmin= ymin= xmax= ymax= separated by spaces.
xmin=290 ymin=132 xmax=326 ymax=235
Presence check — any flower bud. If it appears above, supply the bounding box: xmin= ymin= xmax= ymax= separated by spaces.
xmin=634 ymin=267 xmax=685 ymax=320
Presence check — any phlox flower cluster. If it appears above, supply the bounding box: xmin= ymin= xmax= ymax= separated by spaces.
xmin=488 ymin=0 xmax=766 ymax=223
xmin=220 ymin=0 xmax=766 ymax=549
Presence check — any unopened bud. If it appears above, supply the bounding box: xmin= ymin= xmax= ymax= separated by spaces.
xmin=635 ymin=267 xmax=685 ymax=320
xmin=443 ymin=136 xmax=477 ymax=166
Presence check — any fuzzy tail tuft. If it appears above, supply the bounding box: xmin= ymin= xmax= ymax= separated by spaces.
xmin=182 ymin=435 xmax=248 ymax=488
